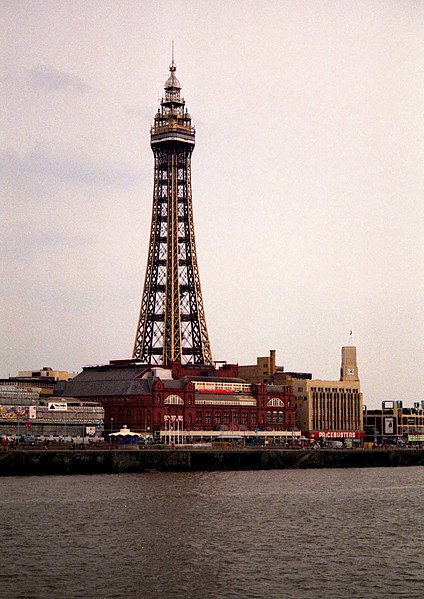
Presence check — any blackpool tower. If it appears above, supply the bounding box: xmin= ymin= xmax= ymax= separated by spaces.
xmin=133 ymin=60 xmax=213 ymax=366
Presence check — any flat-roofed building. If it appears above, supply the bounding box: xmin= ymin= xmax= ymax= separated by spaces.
xmin=363 ymin=400 xmax=424 ymax=445
xmin=239 ymin=347 xmax=363 ymax=444
xmin=0 ymin=367 xmax=77 ymax=398
xmin=0 ymin=385 xmax=104 ymax=438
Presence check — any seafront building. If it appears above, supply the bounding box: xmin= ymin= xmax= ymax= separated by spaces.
xmin=59 ymin=60 xmax=300 ymax=445
xmin=0 ymin=385 xmax=104 ymax=438
xmin=239 ymin=347 xmax=363 ymax=444
xmin=0 ymin=367 xmax=76 ymax=398
xmin=363 ymin=400 xmax=424 ymax=445
xmin=60 ymin=61 xmax=358 ymax=446
xmin=4 ymin=62 xmax=364 ymax=448
xmin=0 ymin=369 xmax=103 ymax=438
xmin=63 ymin=360 xmax=299 ymax=443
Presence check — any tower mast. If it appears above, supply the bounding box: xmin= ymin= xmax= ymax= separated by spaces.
xmin=133 ymin=60 xmax=213 ymax=366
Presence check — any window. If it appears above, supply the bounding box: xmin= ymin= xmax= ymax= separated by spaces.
xmin=268 ymin=398 xmax=284 ymax=407
xmin=205 ymin=412 xmax=211 ymax=424
xmin=224 ymin=412 xmax=230 ymax=424
xmin=164 ymin=395 xmax=184 ymax=405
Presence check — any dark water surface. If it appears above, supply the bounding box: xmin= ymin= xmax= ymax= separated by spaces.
xmin=1 ymin=468 xmax=423 ymax=599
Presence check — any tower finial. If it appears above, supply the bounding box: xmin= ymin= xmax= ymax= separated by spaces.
xmin=170 ymin=40 xmax=176 ymax=71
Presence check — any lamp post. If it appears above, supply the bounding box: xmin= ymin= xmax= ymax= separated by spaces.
xmin=170 ymin=415 xmax=176 ymax=445
xmin=164 ymin=414 xmax=170 ymax=445
xmin=177 ymin=415 xmax=183 ymax=444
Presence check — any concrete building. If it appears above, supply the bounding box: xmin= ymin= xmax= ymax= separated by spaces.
xmin=0 ymin=385 xmax=104 ymax=438
xmin=239 ymin=347 xmax=363 ymax=444
xmin=0 ymin=367 xmax=77 ymax=398
xmin=363 ymin=400 xmax=424 ymax=445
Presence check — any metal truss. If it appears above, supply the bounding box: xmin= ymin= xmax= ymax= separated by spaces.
xmin=133 ymin=62 xmax=213 ymax=366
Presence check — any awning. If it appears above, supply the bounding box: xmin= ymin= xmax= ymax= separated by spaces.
xmin=109 ymin=425 xmax=142 ymax=437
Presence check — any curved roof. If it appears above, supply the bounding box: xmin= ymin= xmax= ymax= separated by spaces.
xmin=165 ymin=70 xmax=181 ymax=90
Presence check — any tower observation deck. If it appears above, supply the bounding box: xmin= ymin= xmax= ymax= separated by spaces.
xmin=133 ymin=60 xmax=213 ymax=366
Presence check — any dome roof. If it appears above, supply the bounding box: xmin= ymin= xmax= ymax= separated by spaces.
xmin=165 ymin=64 xmax=181 ymax=89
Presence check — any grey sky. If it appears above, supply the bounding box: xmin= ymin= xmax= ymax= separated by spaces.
xmin=2 ymin=0 xmax=423 ymax=407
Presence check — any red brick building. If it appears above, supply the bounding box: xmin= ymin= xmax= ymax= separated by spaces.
xmin=63 ymin=360 xmax=296 ymax=441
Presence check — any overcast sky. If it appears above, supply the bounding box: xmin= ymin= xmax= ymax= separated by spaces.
xmin=2 ymin=0 xmax=423 ymax=407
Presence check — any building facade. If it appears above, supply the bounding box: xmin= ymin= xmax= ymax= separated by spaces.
xmin=0 ymin=386 xmax=104 ymax=438
xmin=239 ymin=347 xmax=363 ymax=443
xmin=363 ymin=400 xmax=424 ymax=445
xmin=63 ymin=360 xmax=298 ymax=443
xmin=0 ymin=367 xmax=76 ymax=398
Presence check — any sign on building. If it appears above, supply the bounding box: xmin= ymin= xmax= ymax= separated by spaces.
xmin=48 ymin=402 xmax=68 ymax=411
xmin=0 ymin=405 xmax=33 ymax=419
xmin=384 ymin=417 xmax=394 ymax=434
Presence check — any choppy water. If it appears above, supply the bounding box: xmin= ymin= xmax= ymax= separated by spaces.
xmin=1 ymin=468 xmax=423 ymax=599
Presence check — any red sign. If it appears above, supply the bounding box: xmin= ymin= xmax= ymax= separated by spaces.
xmin=309 ymin=431 xmax=364 ymax=439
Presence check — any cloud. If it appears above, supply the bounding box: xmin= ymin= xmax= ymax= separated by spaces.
xmin=29 ymin=65 xmax=90 ymax=93
xmin=1 ymin=147 xmax=142 ymax=188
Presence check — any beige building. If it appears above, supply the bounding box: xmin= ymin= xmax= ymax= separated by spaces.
xmin=239 ymin=347 xmax=363 ymax=443
xmin=0 ymin=367 xmax=77 ymax=398
xmin=17 ymin=367 xmax=73 ymax=382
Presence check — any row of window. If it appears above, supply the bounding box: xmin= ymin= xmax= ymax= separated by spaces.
xmin=196 ymin=411 xmax=257 ymax=425
xmin=311 ymin=387 xmax=359 ymax=394
xmin=312 ymin=393 xmax=359 ymax=401
xmin=194 ymin=381 xmax=251 ymax=393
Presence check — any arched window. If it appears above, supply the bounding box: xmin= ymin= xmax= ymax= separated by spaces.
xmin=267 ymin=398 xmax=285 ymax=407
xmin=164 ymin=394 xmax=184 ymax=405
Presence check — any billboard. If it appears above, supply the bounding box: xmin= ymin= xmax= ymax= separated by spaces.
xmin=408 ymin=435 xmax=424 ymax=442
xmin=0 ymin=405 xmax=36 ymax=420
xmin=384 ymin=417 xmax=394 ymax=434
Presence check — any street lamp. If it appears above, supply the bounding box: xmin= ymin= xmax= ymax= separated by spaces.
xmin=177 ymin=415 xmax=184 ymax=445
xmin=164 ymin=414 xmax=170 ymax=445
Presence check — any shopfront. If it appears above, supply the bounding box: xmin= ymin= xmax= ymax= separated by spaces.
xmin=308 ymin=431 xmax=364 ymax=447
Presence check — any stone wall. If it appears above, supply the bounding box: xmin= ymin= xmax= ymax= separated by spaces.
xmin=1 ymin=448 xmax=424 ymax=476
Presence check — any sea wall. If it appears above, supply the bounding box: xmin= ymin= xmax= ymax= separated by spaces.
xmin=1 ymin=448 xmax=424 ymax=476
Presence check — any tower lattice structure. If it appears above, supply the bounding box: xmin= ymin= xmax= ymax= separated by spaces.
xmin=133 ymin=61 xmax=213 ymax=366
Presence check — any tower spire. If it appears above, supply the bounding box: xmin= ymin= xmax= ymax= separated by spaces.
xmin=133 ymin=61 xmax=213 ymax=366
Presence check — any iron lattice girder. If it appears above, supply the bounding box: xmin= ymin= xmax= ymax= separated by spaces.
xmin=133 ymin=71 xmax=213 ymax=367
